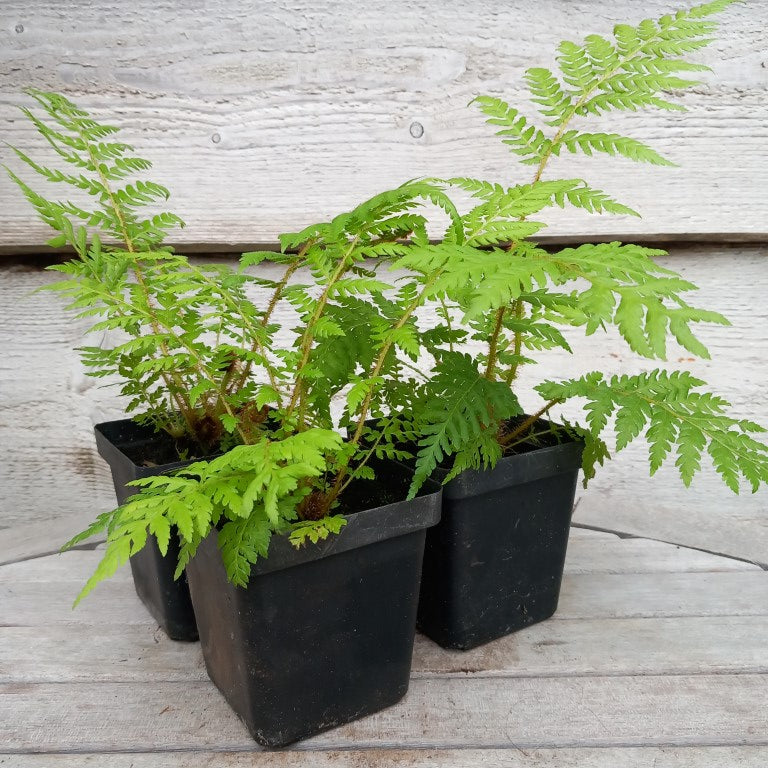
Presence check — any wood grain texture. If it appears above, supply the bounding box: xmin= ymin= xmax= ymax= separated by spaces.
xmin=2 ymin=533 xmax=767 ymax=757
xmin=563 ymin=535 xmax=760 ymax=574
xmin=2 ymin=568 xmax=766 ymax=625
xmin=3 ymin=748 xmax=767 ymax=768
xmin=2 ymin=675 xmax=767 ymax=751
xmin=1 ymin=246 xmax=766 ymax=564
xmin=1 ymin=529 xmax=756 ymax=582
xmin=3 ymin=615 xmax=767 ymax=684
xmin=0 ymin=0 xmax=766 ymax=250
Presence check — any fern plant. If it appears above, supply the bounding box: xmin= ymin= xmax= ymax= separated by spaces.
xmin=5 ymin=89 xmax=295 ymax=452
xmin=381 ymin=0 xmax=768 ymax=498
xmin=6 ymin=90 xmax=467 ymax=603
xmin=10 ymin=0 xmax=766 ymax=605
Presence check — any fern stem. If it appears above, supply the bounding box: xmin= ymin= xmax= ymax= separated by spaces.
xmin=498 ymin=398 xmax=561 ymax=448
xmin=188 ymin=264 xmax=284 ymax=403
xmin=326 ymin=270 xmax=441 ymax=508
xmin=82 ymin=136 xmax=251 ymax=446
xmin=484 ymin=307 xmax=506 ymax=380
xmin=335 ymin=417 xmax=393 ymax=497
xmin=231 ymin=252 xmax=307 ymax=396
xmin=504 ymin=300 xmax=525 ymax=385
xmin=399 ymin=358 xmax=429 ymax=381
xmin=264 ymin=256 xmax=304 ymax=325
xmin=284 ymin=238 xmax=360 ymax=420
xmin=438 ymin=296 xmax=456 ymax=353
xmin=604 ymin=385 xmax=751 ymax=467
xmin=532 ymin=26 xmax=688 ymax=184
xmin=78 ymin=134 xmax=200 ymax=437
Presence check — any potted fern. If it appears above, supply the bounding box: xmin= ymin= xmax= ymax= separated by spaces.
xmin=5 ymin=93 xmax=461 ymax=744
xmin=6 ymin=89 xmax=246 ymax=639
xmin=382 ymin=0 xmax=768 ymax=649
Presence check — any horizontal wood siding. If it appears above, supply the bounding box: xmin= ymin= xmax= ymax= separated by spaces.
xmin=0 ymin=0 xmax=766 ymax=250
xmin=1 ymin=245 xmax=766 ymax=566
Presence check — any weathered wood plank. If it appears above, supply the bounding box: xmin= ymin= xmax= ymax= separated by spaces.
xmin=563 ymin=536 xmax=759 ymax=574
xmin=557 ymin=572 xmax=768 ymax=620
xmin=2 ymin=676 xmax=766 ymax=751
xmin=3 ymin=747 xmax=767 ymax=768
xmin=2 ymin=570 xmax=766 ymax=625
xmin=2 ymin=529 xmax=755 ymax=584
xmin=0 ymin=1 xmax=765 ymax=249
xmin=1 ymin=247 xmax=767 ymax=564
xmin=3 ymin=615 xmax=767 ymax=684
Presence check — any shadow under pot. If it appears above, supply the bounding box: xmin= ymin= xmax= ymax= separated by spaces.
xmin=416 ymin=418 xmax=584 ymax=650
xmin=185 ymin=464 xmax=442 ymax=748
xmin=94 ymin=418 xmax=207 ymax=642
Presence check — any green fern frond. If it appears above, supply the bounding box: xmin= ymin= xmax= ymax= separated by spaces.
xmin=525 ymin=67 xmax=574 ymax=126
xmin=538 ymin=369 xmax=768 ymax=493
xmin=407 ymin=352 xmax=522 ymax=497
xmin=289 ymin=516 xmax=347 ymax=547
xmin=71 ymin=429 xmax=345 ymax=602
xmin=556 ymin=131 xmax=675 ymax=166
xmin=554 ymin=183 xmax=640 ymax=217
xmin=472 ymin=95 xmax=551 ymax=166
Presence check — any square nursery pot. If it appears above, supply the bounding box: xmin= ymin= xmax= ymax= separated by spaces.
xmin=94 ymin=418 xmax=203 ymax=642
xmin=185 ymin=463 xmax=442 ymax=747
xmin=416 ymin=418 xmax=584 ymax=650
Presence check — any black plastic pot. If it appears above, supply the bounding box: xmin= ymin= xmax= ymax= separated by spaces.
xmin=185 ymin=464 xmax=442 ymax=747
xmin=417 ymin=422 xmax=583 ymax=650
xmin=94 ymin=418 xmax=201 ymax=641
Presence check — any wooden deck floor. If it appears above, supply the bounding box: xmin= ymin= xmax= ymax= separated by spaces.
xmin=1 ymin=526 xmax=766 ymax=766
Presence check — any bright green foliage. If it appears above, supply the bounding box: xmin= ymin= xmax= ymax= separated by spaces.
xmin=554 ymin=131 xmax=675 ymax=166
xmin=407 ymin=352 xmax=522 ymax=496
xmin=5 ymin=89 xmax=292 ymax=450
xmin=64 ymin=429 xmax=343 ymax=604
xmin=8 ymin=92 xmax=463 ymax=598
xmin=289 ymin=516 xmax=348 ymax=547
xmin=6 ymin=90 xmax=183 ymax=250
xmin=538 ymin=371 xmax=768 ymax=493
xmin=471 ymin=95 xmax=551 ymax=166
xmin=13 ymin=0 xmax=766 ymax=605
xmin=476 ymin=0 xmax=738 ymax=176
xmin=400 ymin=0 xmax=760 ymax=497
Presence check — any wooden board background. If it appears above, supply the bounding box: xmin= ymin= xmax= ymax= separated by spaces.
xmin=1 ymin=0 xmax=767 ymax=251
xmin=0 ymin=245 xmax=766 ymax=566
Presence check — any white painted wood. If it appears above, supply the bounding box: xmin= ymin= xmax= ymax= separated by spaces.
xmin=3 ymin=615 xmax=767 ymax=684
xmin=414 ymin=614 xmax=768 ymax=678
xmin=2 ymin=529 xmax=754 ymax=585
xmin=2 ymin=569 xmax=765 ymax=625
xmin=3 ymin=747 xmax=767 ymax=768
xmin=0 ymin=550 xmax=126 ymax=581
xmin=0 ymin=1 xmax=765 ymax=250
xmin=504 ymin=246 xmax=768 ymax=566
xmin=1 ymin=247 xmax=767 ymax=564
xmin=2 ymin=542 xmax=766 ymax=757
xmin=563 ymin=536 xmax=760 ymax=574
xmin=0 ymin=518 xmax=105 ymax=567
xmin=2 ymin=675 xmax=766 ymax=751
xmin=557 ymin=572 xmax=768 ymax=620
